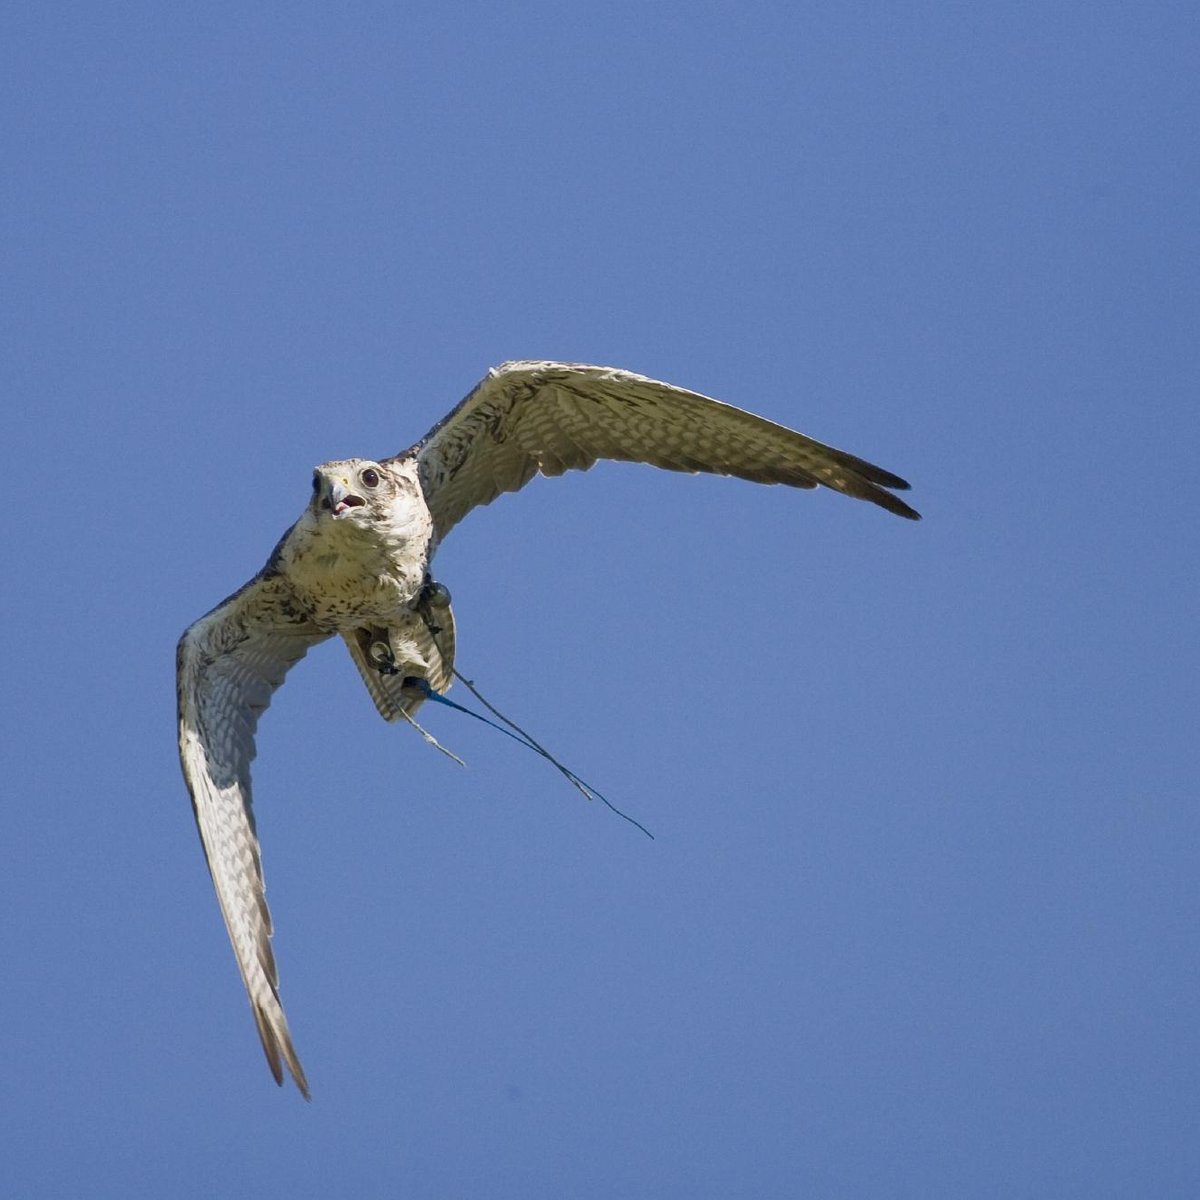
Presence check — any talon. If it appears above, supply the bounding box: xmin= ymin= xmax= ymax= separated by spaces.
xmin=420 ymin=579 xmax=451 ymax=607
xmin=368 ymin=640 xmax=399 ymax=675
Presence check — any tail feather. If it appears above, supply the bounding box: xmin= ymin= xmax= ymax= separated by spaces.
xmin=341 ymin=592 xmax=457 ymax=722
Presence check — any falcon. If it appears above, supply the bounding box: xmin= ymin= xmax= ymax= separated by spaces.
xmin=177 ymin=360 xmax=920 ymax=1097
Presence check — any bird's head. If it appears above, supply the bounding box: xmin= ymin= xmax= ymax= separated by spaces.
xmin=310 ymin=459 xmax=395 ymax=523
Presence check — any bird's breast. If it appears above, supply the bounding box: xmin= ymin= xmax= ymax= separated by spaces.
xmin=280 ymin=519 xmax=429 ymax=628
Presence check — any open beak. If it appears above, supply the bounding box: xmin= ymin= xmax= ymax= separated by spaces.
xmin=324 ymin=479 xmax=366 ymax=518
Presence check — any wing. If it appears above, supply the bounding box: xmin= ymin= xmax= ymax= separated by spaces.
xmin=396 ymin=361 xmax=920 ymax=539
xmin=176 ymin=574 xmax=329 ymax=1098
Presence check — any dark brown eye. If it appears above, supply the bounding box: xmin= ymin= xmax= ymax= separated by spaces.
xmin=311 ymin=472 xmax=321 ymax=492
xmin=360 ymin=468 xmax=380 ymax=488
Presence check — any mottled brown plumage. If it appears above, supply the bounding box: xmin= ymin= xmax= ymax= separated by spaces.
xmin=177 ymin=360 xmax=919 ymax=1097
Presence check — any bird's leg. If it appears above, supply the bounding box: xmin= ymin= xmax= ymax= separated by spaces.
xmin=418 ymin=576 xmax=451 ymax=607
xmin=363 ymin=627 xmax=401 ymax=676
xmin=416 ymin=577 xmax=452 ymax=636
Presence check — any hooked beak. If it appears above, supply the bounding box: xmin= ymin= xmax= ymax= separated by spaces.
xmin=322 ymin=478 xmax=366 ymax=519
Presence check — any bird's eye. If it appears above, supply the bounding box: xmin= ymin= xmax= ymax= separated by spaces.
xmin=311 ymin=473 xmax=321 ymax=492
xmin=360 ymin=468 xmax=380 ymax=488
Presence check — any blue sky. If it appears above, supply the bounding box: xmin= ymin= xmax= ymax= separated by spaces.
xmin=4 ymin=2 xmax=1198 ymax=1196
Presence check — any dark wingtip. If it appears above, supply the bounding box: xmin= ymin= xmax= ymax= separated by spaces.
xmin=870 ymin=468 xmax=913 ymax=492
xmin=824 ymin=447 xmax=919 ymax=519
xmin=874 ymin=489 xmax=922 ymax=521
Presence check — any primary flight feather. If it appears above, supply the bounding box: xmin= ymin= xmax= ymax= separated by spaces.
xmin=177 ymin=360 xmax=920 ymax=1097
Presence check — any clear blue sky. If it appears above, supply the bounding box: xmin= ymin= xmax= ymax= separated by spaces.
xmin=4 ymin=3 xmax=1197 ymax=1196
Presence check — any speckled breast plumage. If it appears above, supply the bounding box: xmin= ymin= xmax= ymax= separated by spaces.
xmin=277 ymin=508 xmax=431 ymax=631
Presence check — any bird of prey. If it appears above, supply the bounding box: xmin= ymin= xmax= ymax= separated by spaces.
xmin=176 ymin=360 xmax=920 ymax=1098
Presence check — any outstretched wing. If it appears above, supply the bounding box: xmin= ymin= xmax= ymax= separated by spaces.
xmin=176 ymin=574 xmax=329 ymax=1098
xmin=398 ymin=361 xmax=920 ymax=539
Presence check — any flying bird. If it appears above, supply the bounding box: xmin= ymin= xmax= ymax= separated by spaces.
xmin=176 ymin=360 xmax=920 ymax=1097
